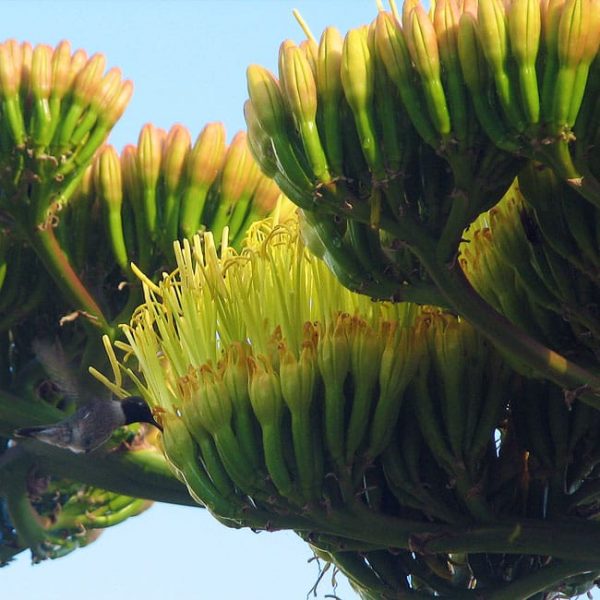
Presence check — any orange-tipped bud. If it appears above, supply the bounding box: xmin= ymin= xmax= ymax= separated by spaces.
xmin=317 ymin=26 xmax=344 ymax=102
xmin=102 ymin=79 xmax=133 ymax=126
xmin=162 ymin=124 xmax=191 ymax=195
xmin=68 ymin=49 xmax=88 ymax=89
xmin=248 ymin=356 xmax=283 ymax=426
xmin=137 ymin=123 xmax=163 ymax=189
xmin=72 ymin=53 xmax=106 ymax=105
xmin=187 ymin=122 xmax=226 ymax=188
xmin=51 ymin=40 xmax=72 ymax=98
xmin=95 ymin=145 xmax=123 ymax=208
xmin=221 ymin=131 xmax=259 ymax=203
xmin=299 ymin=38 xmax=318 ymax=75
xmin=92 ymin=67 xmax=123 ymax=112
xmin=31 ymin=44 xmax=52 ymax=100
xmin=19 ymin=41 xmax=33 ymax=95
xmin=0 ymin=42 xmax=20 ymax=96
xmin=121 ymin=144 xmax=140 ymax=202
xmin=252 ymin=176 xmax=284 ymax=215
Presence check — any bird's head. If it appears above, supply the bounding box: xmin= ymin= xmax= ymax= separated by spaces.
xmin=121 ymin=396 xmax=163 ymax=430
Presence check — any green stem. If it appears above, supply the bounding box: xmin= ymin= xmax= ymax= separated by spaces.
xmin=414 ymin=245 xmax=600 ymax=409
xmin=2 ymin=457 xmax=51 ymax=557
xmin=306 ymin=504 xmax=600 ymax=564
xmin=486 ymin=560 xmax=599 ymax=600
xmin=22 ymin=440 xmax=196 ymax=507
xmin=29 ymin=225 xmax=112 ymax=334
xmin=330 ymin=198 xmax=600 ymax=406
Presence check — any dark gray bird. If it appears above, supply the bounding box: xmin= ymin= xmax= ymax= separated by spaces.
xmin=14 ymin=339 xmax=160 ymax=454
xmin=15 ymin=396 xmax=159 ymax=453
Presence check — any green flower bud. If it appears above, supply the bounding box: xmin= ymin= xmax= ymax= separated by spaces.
xmin=246 ymin=64 xmax=287 ymax=139
xmin=457 ymin=12 xmax=516 ymax=149
xmin=341 ymin=27 xmax=386 ymax=177
xmin=507 ymin=0 xmax=542 ymax=124
xmin=249 ymin=355 xmax=283 ymax=427
xmin=406 ymin=4 xmax=451 ymax=134
xmin=137 ymin=123 xmax=163 ymax=237
xmin=477 ymin=0 xmax=525 ymax=130
xmin=316 ymin=27 xmax=344 ymax=174
xmin=244 ymin=98 xmax=280 ymax=181
xmin=280 ymin=44 xmax=331 ymax=183
xmin=375 ymin=11 xmax=438 ymax=146
xmin=95 ymin=145 xmax=123 ymax=209
xmin=341 ymin=27 xmax=373 ymax=122
xmin=317 ymin=314 xmax=351 ymax=465
xmin=248 ymin=355 xmax=293 ymax=498
xmin=95 ymin=145 xmax=128 ymax=270
xmin=160 ymin=412 xmax=194 ymax=482
xmin=193 ymin=366 xmax=233 ymax=435
xmin=30 ymin=44 xmax=53 ymax=147
xmin=299 ymin=38 xmax=318 ymax=77
xmin=279 ymin=342 xmax=316 ymax=415
xmin=345 ymin=317 xmax=383 ymax=461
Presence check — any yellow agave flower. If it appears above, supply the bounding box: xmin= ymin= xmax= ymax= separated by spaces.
xmin=93 ymin=213 xmax=507 ymax=537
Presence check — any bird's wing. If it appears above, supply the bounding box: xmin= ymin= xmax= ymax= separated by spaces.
xmin=32 ymin=338 xmax=82 ymax=403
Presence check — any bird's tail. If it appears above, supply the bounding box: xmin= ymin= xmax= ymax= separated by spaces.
xmin=14 ymin=425 xmax=51 ymax=439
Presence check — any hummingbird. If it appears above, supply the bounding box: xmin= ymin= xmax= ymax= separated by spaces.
xmin=14 ymin=340 xmax=161 ymax=454
xmin=15 ymin=395 xmax=160 ymax=454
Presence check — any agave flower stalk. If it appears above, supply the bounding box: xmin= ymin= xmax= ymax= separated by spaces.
xmin=246 ymin=1 xmax=600 ymax=413
xmin=0 ymin=40 xmax=133 ymax=334
xmin=90 ymin=213 xmax=600 ymax=596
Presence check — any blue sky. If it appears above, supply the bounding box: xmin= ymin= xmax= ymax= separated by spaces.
xmin=0 ymin=2 xmax=380 ymax=599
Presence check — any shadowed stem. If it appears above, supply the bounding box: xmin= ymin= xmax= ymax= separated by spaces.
xmin=29 ymin=225 xmax=112 ymax=335
xmin=326 ymin=200 xmax=600 ymax=409
xmin=487 ymin=560 xmax=599 ymax=600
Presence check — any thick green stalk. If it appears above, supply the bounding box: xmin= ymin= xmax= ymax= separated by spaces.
xmin=328 ymin=200 xmax=600 ymax=408
xmin=27 ymin=441 xmax=196 ymax=507
xmin=487 ymin=560 xmax=600 ymax=600
xmin=30 ymin=226 xmax=112 ymax=335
